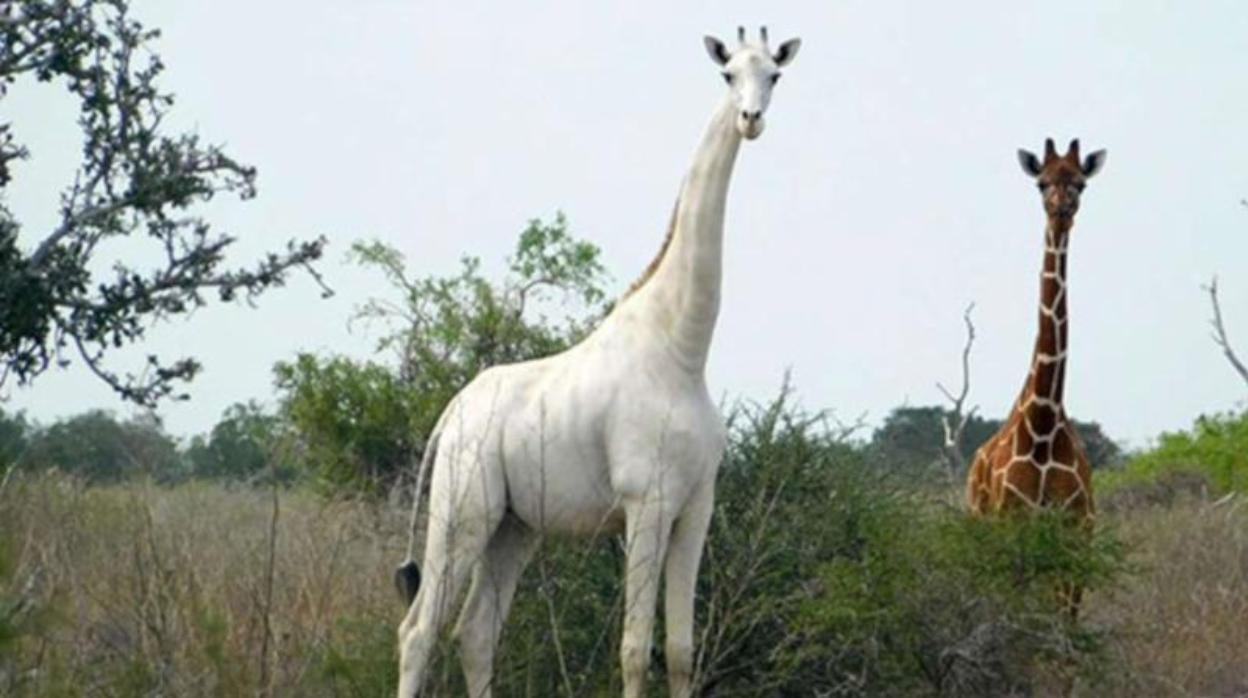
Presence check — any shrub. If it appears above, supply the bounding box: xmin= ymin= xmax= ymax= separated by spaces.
xmin=1099 ymin=409 xmax=1248 ymax=501
xmin=794 ymin=510 xmax=1127 ymax=696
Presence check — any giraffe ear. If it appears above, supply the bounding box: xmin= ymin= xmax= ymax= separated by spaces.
xmin=1081 ymin=149 xmax=1107 ymax=178
xmin=1018 ymin=149 xmax=1043 ymax=177
xmin=703 ymin=36 xmax=730 ymax=66
xmin=773 ymin=38 xmax=801 ymax=66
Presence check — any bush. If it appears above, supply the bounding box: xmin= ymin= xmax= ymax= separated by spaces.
xmin=273 ymin=216 xmax=611 ymax=495
xmin=1099 ymin=409 xmax=1248 ymax=500
xmin=690 ymin=386 xmax=887 ymax=695
xmin=273 ymin=354 xmax=418 ymax=493
xmin=794 ymin=510 xmax=1126 ymax=696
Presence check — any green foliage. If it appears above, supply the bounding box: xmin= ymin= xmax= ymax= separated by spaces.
xmin=0 ymin=0 xmax=326 ymax=405
xmin=692 ymin=384 xmax=888 ymax=694
xmin=20 ymin=410 xmax=181 ymax=483
xmin=314 ymin=614 xmax=400 ymax=697
xmin=0 ymin=408 xmax=28 ymax=468
xmin=796 ymin=511 xmax=1126 ymax=696
xmin=349 ymin=212 xmax=609 ymax=390
xmin=1102 ymin=409 xmax=1248 ymax=496
xmin=274 ymin=354 xmax=416 ymax=493
xmin=277 ymin=215 xmax=610 ymax=493
xmin=186 ymin=401 xmax=288 ymax=482
xmin=492 ymin=541 xmax=625 ymax=695
xmin=509 ymin=212 xmax=609 ymax=309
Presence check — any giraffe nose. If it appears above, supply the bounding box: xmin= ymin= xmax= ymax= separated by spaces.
xmin=741 ymin=109 xmax=762 ymax=122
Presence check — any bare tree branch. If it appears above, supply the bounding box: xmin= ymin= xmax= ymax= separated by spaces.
xmin=1204 ymin=276 xmax=1248 ymax=390
xmin=937 ymin=302 xmax=978 ymax=481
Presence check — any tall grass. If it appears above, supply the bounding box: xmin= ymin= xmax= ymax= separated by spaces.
xmin=0 ymin=475 xmax=406 ymax=696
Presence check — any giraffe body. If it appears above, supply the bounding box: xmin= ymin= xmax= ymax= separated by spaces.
xmin=966 ymin=403 xmax=1093 ymax=516
xmin=966 ymin=138 xmax=1105 ymax=520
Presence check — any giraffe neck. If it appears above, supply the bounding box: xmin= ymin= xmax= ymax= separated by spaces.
xmin=633 ymin=95 xmax=742 ymax=371
xmin=1022 ymin=217 xmax=1072 ymax=409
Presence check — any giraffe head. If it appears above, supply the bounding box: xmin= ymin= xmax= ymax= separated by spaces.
xmin=1018 ymin=138 xmax=1107 ymax=225
xmin=704 ymin=26 xmax=801 ymax=141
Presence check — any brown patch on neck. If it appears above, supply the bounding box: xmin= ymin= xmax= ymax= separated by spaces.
xmin=621 ymin=198 xmax=680 ymax=300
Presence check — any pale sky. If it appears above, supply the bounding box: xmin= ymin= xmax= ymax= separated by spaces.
xmin=4 ymin=1 xmax=1247 ymax=447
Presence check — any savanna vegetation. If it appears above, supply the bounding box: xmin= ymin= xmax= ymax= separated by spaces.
xmin=1 ymin=214 xmax=1245 ymax=696
xmin=3 ymin=3 xmax=1246 ymax=696
xmin=1 ymin=399 xmax=1245 ymax=696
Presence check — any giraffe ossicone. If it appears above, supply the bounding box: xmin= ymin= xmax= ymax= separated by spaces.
xmin=393 ymin=27 xmax=801 ymax=698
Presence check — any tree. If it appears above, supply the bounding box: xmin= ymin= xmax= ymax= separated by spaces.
xmin=1067 ymin=419 xmax=1123 ymax=470
xmin=0 ymin=1 xmax=328 ymax=406
xmin=186 ymin=401 xmax=285 ymax=482
xmin=0 ymin=408 xmax=28 ymax=469
xmin=868 ymin=405 xmax=1000 ymax=479
xmin=349 ymin=212 xmax=608 ymax=389
xmin=20 ymin=409 xmax=181 ymax=482
xmin=277 ymin=214 xmax=610 ymax=492
xmin=869 ymin=406 xmax=1121 ymax=478
xmin=273 ymin=355 xmax=417 ymax=492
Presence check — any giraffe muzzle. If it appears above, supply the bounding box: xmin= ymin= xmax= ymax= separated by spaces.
xmin=738 ymin=111 xmax=765 ymax=140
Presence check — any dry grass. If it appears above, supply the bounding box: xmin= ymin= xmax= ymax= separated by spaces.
xmin=1089 ymin=494 xmax=1248 ymax=697
xmin=2 ymin=473 xmax=1246 ymax=697
xmin=0 ymin=473 xmax=408 ymax=697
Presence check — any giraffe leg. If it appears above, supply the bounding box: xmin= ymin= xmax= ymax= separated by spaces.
xmin=454 ymin=515 xmax=539 ymax=698
xmin=396 ymin=436 xmax=505 ymax=698
xmin=396 ymin=513 xmax=488 ymax=698
xmin=663 ymin=479 xmax=714 ymax=698
xmin=620 ymin=494 xmax=674 ymax=698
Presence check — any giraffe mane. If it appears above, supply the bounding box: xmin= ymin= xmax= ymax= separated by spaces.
xmin=621 ymin=198 xmax=680 ymax=300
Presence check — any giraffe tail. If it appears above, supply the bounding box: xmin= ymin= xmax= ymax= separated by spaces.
xmin=394 ymin=428 xmax=441 ymax=606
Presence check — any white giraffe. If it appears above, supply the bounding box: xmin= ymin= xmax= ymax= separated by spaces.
xmin=394 ymin=27 xmax=801 ymax=698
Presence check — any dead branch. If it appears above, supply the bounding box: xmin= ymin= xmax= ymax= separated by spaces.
xmin=1204 ymin=276 xmax=1248 ymax=390
xmin=936 ymin=303 xmax=979 ymax=481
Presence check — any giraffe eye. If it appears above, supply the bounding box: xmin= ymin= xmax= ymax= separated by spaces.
xmin=770 ymin=73 xmax=781 ymax=85
xmin=1074 ymin=182 xmax=1086 ymax=192
xmin=721 ymin=72 xmax=733 ymax=85
xmin=1036 ymin=182 xmax=1047 ymax=191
